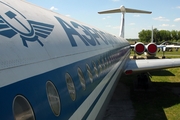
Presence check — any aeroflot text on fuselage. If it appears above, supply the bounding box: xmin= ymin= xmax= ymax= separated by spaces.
xmin=0 ymin=1 xmax=119 ymax=48
xmin=55 ymin=16 xmax=119 ymax=47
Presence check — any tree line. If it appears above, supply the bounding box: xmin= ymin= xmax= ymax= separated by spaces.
xmin=138 ymin=28 xmax=180 ymax=44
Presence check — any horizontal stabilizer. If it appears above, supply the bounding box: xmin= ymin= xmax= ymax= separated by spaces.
xmin=98 ymin=6 xmax=151 ymax=38
xmin=98 ymin=6 xmax=152 ymax=14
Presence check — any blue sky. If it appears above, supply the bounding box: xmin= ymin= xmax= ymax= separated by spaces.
xmin=26 ymin=0 xmax=180 ymax=39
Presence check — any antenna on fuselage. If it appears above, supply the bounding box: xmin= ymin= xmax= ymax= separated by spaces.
xmin=98 ymin=6 xmax=152 ymax=38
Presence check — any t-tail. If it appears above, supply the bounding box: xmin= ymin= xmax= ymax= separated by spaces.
xmin=98 ymin=6 xmax=152 ymax=38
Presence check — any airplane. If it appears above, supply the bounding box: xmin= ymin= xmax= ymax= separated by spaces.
xmin=134 ymin=26 xmax=180 ymax=59
xmin=159 ymin=41 xmax=180 ymax=51
xmin=130 ymin=26 xmax=159 ymax=59
xmin=98 ymin=6 xmax=158 ymax=59
xmin=130 ymin=26 xmax=180 ymax=59
xmin=149 ymin=26 xmax=180 ymax=58
xmin=1 ymin=0 xmax=180 ymax=120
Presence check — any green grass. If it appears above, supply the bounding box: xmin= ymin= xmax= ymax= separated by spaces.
xmin=121 ymin=50 xmax=180 ymax=120
xmin=130 ymin=48 xmax=180 ymax=59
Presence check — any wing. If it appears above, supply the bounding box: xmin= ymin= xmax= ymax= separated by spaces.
xmin=28 ymin=20 xmax=54 ymax=38
xmin=130 ymin=44 xmax=135 ymax=48
xmin=124 ymin=58 xmax=180 ymax=75
xmin=165 ymin=45 xmax=180 ymax=48
xmin=157 ymin=45 xmax=180 ymax=52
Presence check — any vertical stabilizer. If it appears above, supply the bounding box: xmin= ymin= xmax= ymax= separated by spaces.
xmin=120 ymin=12 xmax=125 ymax=38
xmin=98 ymin=6 xmax=152 ymax=38
xmin=151 ymin=26 xmax=154 ymax=43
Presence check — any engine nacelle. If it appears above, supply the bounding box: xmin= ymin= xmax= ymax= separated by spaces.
xmin=146 ymin=43 xmax=157 ymax=55
xmin=134 ymin=42 xmax=145 ymax=55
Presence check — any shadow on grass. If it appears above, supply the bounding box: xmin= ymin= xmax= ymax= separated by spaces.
xmin=120 ymin=75 xmax=180 ymax=120
xmin=149 ymin=70 xmax=175 ymax=76
xmin=132 ymin=82 xmax=180 ymax=120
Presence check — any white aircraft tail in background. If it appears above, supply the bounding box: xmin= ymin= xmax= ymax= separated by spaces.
xmin=98 ymin=6 xmax=152 ymax=38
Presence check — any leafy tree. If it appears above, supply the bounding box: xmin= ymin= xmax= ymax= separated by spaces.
xmin=138 ymin=29 xmax=151 ymax=43
xmin=138 ymin=29 xmax=180 ymax=43
xmin=171 ymin=30 xmax=179 ymax=40
xmin=153 ymin=28 xmax=159 ymax=43
xmin=159 ymin=30 xmax=167 ymax=41
xmin=177 ymin=31 xmax=180 ymax=40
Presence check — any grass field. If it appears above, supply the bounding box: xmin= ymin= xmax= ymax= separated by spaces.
xmin=121 ymin=49 xmax=180 ymax=120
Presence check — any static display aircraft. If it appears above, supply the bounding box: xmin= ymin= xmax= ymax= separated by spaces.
xmin=1 ymin=0 xmax=180 ymax=120
xmin=130 ymin=26 xmax=180 ymax=59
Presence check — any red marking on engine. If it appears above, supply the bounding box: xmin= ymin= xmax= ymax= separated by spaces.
xmin=135 ymin=43 xmax=145 ymax=54
xmin=147 ymin=43 xmax=157 ymax=54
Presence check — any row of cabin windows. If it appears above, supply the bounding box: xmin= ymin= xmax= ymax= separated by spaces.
xmin=12 ymin=56 xmax=119 ymax=119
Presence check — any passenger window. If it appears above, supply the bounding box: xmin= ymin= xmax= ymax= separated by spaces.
xmin=105 ymin=58 xmax=108 ymax=67
xmin=65 ymin=73 xmax=76 ymax=101
xmin=98 ymin=60 xmax=102 ymax=73
xmin=13 ymin=95 xmax=35 ymax=120
xmin=46 ymin=81 xmax=60 ymax=116
xmin=102 ymin=59 xmax=105 ymax=69
xmin=86 ymin=64 xmax=93 ymax=83
xmin=78 ymin=68 xmax=86 ymax=90
xmin=92 ymin=61 xmax=98 ymax=77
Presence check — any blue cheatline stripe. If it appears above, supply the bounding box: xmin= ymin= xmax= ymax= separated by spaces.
xmin=0 ymin=45 xmax=129 ymax=120
xmin=82 ymin=49 xmax=130 ymax=120
xmin=82 ymin=60 xmax=122 ymax=120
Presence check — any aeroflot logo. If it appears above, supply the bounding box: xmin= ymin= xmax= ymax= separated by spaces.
xmin=0 ymin=2 xmax=119 ymax=48
xmin=0 ymin=1 xmax=54 ymax=47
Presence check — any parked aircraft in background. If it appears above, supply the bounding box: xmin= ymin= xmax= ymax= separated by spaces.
xmin=159 ymin=41 xmax=180 ymax=51
xmin=1 ymin=1 xmax=180 ymax=120
xmin=130 ymin=26 xmax=180 ymax=59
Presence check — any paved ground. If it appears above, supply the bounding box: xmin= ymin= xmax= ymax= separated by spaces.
xmin=103 ymin=81 xmax=135 ymax=120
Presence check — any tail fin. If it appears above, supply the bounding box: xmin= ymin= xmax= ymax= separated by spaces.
xmin=151 ymin=26 xmax=153 ymax=43
xmin=98 ymin=6 xmax=152 ymax=38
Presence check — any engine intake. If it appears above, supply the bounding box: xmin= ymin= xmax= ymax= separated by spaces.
xmin=146 ymin=43 xmax=157 ymax=55
xmin=134 ymin=42 xmax=145 ymax=55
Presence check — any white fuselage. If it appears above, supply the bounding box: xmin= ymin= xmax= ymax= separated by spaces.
xmin=0 ymin=0 xmax=130 ymax=119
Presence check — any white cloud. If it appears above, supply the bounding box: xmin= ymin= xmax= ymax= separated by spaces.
xmin=113 ymin=26 xmax=119 ymax=29
xmin=106 ymin=25 xmax=112 ymax=27
xmin=153 ymin=16 xmax=169 ymax=21
xmin=176 ymin=6 xmax=180 ymax=9
xmin=160 ymin=24 xmax=169 ymax=27
xmin=112 ymin=0 xmax=120 ymax=2
xmin=129 ymin=23 xmax=135 ymax=25
xmin=50 ymin=6 xmax=58 ymax=11
xmin=65 ymin=15 xmax=71 ymax=17
xmin=133 ymin=14 xmax=140 ymax=17
xmin=174 ymin=18 xmax=180 ymax=22
xmin=102 ymin=16 xmax=111 ymax=20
